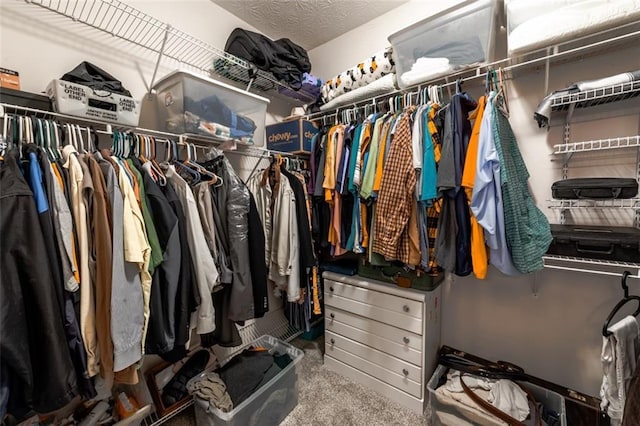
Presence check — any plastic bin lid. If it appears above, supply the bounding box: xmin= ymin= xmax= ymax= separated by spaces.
xmin=152 ymin=69 xmax=270 ymax=105
xmin=388 ymin=0 xmax=495 ymax=43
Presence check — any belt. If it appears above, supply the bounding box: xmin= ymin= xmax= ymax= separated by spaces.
xmin=459 ymin=373 xmax=542 ymax=426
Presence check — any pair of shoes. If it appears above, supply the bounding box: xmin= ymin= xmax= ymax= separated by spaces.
xmin=161 ymin=350 xmax=210 ymax=407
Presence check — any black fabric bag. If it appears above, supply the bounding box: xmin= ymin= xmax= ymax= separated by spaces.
xmin=274 ymin=38 xmax=311 ymax=73
xmin=224 ymin=28 xmax=309 ymax=89
xmin=552 ymin=178 xmax=638 ymax=199
xmin=61 ymin=61 xmax=132 ymax=97
xmin=548 ymin=224 xmax=640 ymax=262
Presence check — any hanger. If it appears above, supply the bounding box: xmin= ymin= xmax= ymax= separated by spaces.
xmin=187 ymin=142 xmax=221 ymax=186
xmin=455 ymin=78 xmax=463 ymax=94
xmin=173 ymin=137 xmax=201 ymax=184
xmin=603 ymin=271 xmax=640 ymax=337
xmin=148 ymin=136 xmax=167 ymax=186
xmin=1 ymin=113 xmax=9 ymax=157
xmin=494 ymin=68 xmax=510 ymax=116
xmin=45 ymin=120 xmax=58 ymax=160
xmin=76 ymin=125 xmax=86 ymax=154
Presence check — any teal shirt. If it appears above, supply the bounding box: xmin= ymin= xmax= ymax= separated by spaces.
xmin=347 ymin=124 xmax=363 ymax=193
xmin=420 ymin=106 xmax=438 ymax=202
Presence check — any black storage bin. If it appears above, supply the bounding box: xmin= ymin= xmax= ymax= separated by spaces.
xmin=0 ymin=87 xmax=52 ymax=111
xmin=548 ymin=224 xmax=640 ymax=262
xmin=552 ymin=178 xmax=638 ymax=199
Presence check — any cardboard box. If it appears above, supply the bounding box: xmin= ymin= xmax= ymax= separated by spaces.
xmin=266 ymin=118 xmax=318 ymax=154
xmin=0 ymin=68 xmax=21 ymax=90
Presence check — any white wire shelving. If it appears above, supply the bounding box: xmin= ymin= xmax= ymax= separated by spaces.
xmin=0 ymin=102 xmax=310 ymax=159
xmin=550 ymin=80 xmax=640 ymax=111
xmin=553 ymin=135 xmax=640 ymax=155
xmin=25 ymin=0 xmax=316 ymax=105
xmin=547 ymin=198 xmax=640 ymax=209
xmin=542 ymin=255 xmax=640 ymax=279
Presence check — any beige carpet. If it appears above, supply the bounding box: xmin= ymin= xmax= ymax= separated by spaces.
xmin=165 ymin=336 xmax=427 ymax=425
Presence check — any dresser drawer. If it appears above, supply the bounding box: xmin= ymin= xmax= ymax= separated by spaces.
xmin=325 ymin=307 xmax=423 ymax=366
xmin=325 ymin=280 xmax=423 ymax=320
xmin=326 ymin=332 xmax=423 ymax=398
xmin=324 ymin=292 xmax=422 ymax=334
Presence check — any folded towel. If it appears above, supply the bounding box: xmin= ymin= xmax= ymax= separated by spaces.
xmin=399 ymin=57 xmax=453 ymax=87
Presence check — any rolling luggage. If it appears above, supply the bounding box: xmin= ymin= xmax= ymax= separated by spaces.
xmin=547 ymin=224 xmax=640 ymax=262
xmin=551 ymin=178 xmax=638 ymax=199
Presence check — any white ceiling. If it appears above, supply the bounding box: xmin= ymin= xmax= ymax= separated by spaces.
xmin=211 ymin=0 xmax=409 ymax=51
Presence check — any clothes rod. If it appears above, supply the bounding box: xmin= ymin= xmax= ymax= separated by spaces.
xmin=304 ymin=27 xmax=640 ymax=120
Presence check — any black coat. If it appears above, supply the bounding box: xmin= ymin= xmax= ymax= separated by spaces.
xmin=0 ymin=151 xmax=77 ymax=414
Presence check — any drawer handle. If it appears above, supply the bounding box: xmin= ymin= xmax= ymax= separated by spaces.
xmin=330 ymin=338 xmax=335 ymax=345
xmin=403 ymin=337 xmax=410 ymax=344
xmin=402 ymin=369 xmax=409 ymax=376
xmin=403 ymin=305 xmax=410 ymax=313
xmin=329 ymin=286 xmax=334 ymax=292
xmin=330 ymin=313 xmax=335 ymax=319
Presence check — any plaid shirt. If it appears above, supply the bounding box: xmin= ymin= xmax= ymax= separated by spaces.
xmin=372 ymin=108 xmax=417 ymax=264
xmin=493 ymin=103 xmax=552 ymax=273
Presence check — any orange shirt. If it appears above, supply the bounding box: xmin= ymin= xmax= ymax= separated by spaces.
xmin=463 ymin=96 xmax=488 ymax=280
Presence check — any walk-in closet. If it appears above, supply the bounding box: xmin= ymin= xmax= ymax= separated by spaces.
xmin=1 ymin=0 xmax=639 ymax=425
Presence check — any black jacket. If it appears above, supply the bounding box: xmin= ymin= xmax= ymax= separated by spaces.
xmin=0 ymin=151 xmax=77 ymax=414
xmin=137 ymin=161 xmax=181 ymax=356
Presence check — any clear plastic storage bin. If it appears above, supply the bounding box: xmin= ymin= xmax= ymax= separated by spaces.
xmin=190 ymin=335 xmax=304 ymax=426
xmin=388 ymin=0 xmax=499 ymax=88
xmin=143 ymin=70 xmax=269 ymax=146
xmin=506 ymin=0 xmax=640 ymax=55
xmin=427 ymin=365 xmax=567 ymax=426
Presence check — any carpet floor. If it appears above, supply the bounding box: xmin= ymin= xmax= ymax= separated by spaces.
xmin=164 ymin=336 xmax=428 ymax=425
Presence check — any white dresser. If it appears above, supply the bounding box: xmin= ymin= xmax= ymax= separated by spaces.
xmin=323 ymin=272 xmax=442 ymax=414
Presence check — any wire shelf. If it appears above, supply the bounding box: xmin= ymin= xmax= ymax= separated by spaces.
xmin=553 ymin=135 xmax=640 ymax=155
xmin=548 ymin=198 xmax=640 ymax=209
xmin=27 ymin=0 xmax=314 ymax=105
xmin=543 ymin=255 xmax=640 ymax=278
xmin=551 ymin=80 xmax=640 ymax=111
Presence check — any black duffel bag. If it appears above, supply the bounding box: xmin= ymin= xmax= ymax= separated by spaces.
xmin=224 ymin=28 xmax=309 ymax=89
xmin=61 ymin=61 xmax=132 ymax=97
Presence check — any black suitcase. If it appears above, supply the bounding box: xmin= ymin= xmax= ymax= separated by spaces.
xmin=548 ymin=224 xmax=640 ymax=262
xmin=552 ymin=178 xmax=638 ymax=199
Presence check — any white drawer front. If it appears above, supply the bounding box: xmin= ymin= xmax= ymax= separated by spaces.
xmin=326 ymin=334 xmax=423 ymax=398
xmin=325 ymin=307 xmax=423 ymax=366
xmin=325 ymin=280 xmax=423 ymax=321
xmin=324 ymin=292 xmax=423 ymax=334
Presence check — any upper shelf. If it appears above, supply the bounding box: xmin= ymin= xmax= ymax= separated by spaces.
xmin=27 ymin=0 xmax=315 ymax=105
xmin=550 ymin=80 xmax=640 ymax=112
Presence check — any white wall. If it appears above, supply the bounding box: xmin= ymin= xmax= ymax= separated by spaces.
xmin=310 ymin=3 xmax=640 ymax=396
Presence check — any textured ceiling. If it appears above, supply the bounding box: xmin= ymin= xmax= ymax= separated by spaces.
xmin=211 ymin=0 xmax=409 ymax=50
